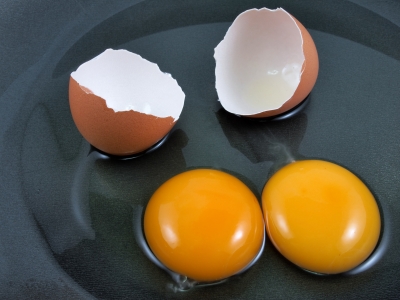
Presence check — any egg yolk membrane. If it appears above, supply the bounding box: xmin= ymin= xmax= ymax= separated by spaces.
xmin=144 ymin=169 xmax=264 ymax=282
xmin=262 ymin=160 xmax=381 ymax=274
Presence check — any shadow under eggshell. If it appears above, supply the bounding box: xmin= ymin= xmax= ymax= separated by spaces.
xmin=69 ymin=77 xmax=176 ymax=156
xmin=251 ymin=16 xmax=319 ymax=118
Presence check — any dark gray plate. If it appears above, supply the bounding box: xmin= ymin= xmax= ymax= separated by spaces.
xmin=1 ymin=0 xmax=399 ymax=299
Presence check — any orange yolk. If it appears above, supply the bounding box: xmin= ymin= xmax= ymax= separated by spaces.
xmin=262 ymin=160 xmax=381 ymax=274
xmin=144 ymin=169 xmax=264 ymax=282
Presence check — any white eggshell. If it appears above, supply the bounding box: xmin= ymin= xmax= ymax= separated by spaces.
xmin=214 ymin=8 xmax=308 ymax=116
xmin=71 ymin=48 xmax=185 ymax=121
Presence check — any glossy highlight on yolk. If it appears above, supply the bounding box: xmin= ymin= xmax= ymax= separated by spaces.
xmin=262 ymin=160 xmax=381 ymax=274
xmin=144 ymin=169 xmax=264 ymax=282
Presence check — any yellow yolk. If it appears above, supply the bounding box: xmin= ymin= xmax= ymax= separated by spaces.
xmin=262 ymin=160 xmax=381 ymax=274
xmin=144 ymin=169 xmax=264 ymax=282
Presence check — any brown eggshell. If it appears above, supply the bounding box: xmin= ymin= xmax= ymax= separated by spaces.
xmin=251 ymin=16 xmax=319 ymax=118
xmin=69 ymin=77 xmax=175 ymax=156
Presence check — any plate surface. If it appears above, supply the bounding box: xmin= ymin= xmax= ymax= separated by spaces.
xmin=1 ymin=0 xmax=399 ymax=299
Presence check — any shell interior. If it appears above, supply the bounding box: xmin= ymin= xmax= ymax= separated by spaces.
xmin=71 ymin=49 xmax=185 ymax=121
xmin=214 ymin=8 xmax=305 ymax=115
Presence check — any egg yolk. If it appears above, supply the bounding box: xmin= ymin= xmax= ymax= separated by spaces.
xmin=144 ymin=169 xmax=264 ymax=282
xmin=262 ymin=160 xmax=381 ymax=274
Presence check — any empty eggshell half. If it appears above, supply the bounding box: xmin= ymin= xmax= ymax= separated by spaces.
xmin=69 ymin=49 xmax=185 ymax=156
xmin=214 ymin=8 xmax=319 ymax=118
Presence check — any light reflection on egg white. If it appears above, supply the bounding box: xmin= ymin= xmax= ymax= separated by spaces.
xmin=345 ymin=203 xmax=390 ymax=275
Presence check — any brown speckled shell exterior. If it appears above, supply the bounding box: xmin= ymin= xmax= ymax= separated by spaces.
xmin=251 ymin=16 xmax=319 ymax=118
xmin=69 ymin=77 xmax=176 ymax=156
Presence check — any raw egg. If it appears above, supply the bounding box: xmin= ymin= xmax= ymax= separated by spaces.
xmin=144 ymin=169 xmax=265 ymax=282
xmin=69 ymin=49 xmax=185 ymax=156
xmin=214 ymin=8 xmax=319 ymax=118
xmin=262 ymin=160 xmax=381 ymax=274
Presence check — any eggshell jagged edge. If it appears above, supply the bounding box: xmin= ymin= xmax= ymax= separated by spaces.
xmin=69 ymin=49 xmax=185 ymax=156
xmin=214 ymin=8 xmax=319 ymax=118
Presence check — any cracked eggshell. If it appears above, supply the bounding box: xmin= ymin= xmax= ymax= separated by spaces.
xmin=214 ymin=8 xmax=319 ymax=118
xmin=69 ymin=49 xmax=185 ymax=156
